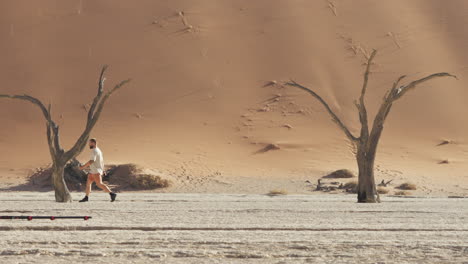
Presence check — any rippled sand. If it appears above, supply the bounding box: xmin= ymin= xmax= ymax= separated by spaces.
xmin=0 ymin=193 xmax=467 ymax=263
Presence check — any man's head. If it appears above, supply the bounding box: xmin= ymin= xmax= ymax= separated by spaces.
xmin=89 ymin=138 xmax=97 ymax=149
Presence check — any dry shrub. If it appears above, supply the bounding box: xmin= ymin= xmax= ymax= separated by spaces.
xmin=397 ymin=182 xmax=417 ymax=190
xmin=267 ymin=189 xmax=288 ymax=196
xmin=394 ymin=190 xmax=411 ymax=196
xmin=26 ymin=160 xmax=87 ymax=191
xmin=27 ymin=167 xmax=56 ymax=191
xmin=131 ymin=174 xmax=171 ymax=189
xmin=106 ymin=164 xmax=171 ymax=191
xmin=21 ymin=162 xmax=170 ymax=192
xmin=323 ymin=169 xmax=355 ymax=179
xmin=343 ymin=181 xmax=358 ymax=193
xmin=377 ymin=186 xmax=389 ymax=194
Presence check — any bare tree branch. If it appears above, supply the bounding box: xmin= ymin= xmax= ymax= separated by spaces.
xmin=0 ymin=94 xmax=51 ymax=122
xmin=46 ymin=104 xmax=63 ymax=155
xmin=392 ymin=73 xmax=457 ymax=101
xmin=86 ymin=79 xmax=132 ymax=131
xmin=46 ymin=123 xmax=56 ymax=159
xmin=356 ymin=49 xmax=377 ymax=141
xmin=87 ymin=65 xmax=108 ymax=124
xmin=284 ymin=80 xmax=358 ymax=142
xmin=0 ymin=94 xmax=63 ymax=155
xmin=392 ymin=75 xmax=407 ymax=91
xmin=367 ymin=72 xmax=457 ymax=157
xmin=359 ymin=50 xmax=377 ymax=102
xmin=63 ymin=76 xmax=131 ymax=161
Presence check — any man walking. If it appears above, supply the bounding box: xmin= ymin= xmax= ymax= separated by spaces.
xmin=79 ymin=138 xmax=117 ymax=202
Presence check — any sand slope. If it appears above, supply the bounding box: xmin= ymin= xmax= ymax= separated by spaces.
xmin=1 ymin=1 xmax=468 ymax=195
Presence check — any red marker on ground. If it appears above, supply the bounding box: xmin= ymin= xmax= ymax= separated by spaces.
xmin=0 ymin=216 xmax=92 ymax=220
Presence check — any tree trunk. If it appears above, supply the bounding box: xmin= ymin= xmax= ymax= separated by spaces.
xmin=356 ymin=146 xmax=378 ymax=203
xmin=52 ymin=161 xmax=72 ymax=202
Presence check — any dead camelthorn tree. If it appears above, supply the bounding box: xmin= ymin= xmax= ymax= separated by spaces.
xmin=285 ymin=50 xmax=456 ymax=203
xmin=0 ymin=66 xmax=131 ymax=202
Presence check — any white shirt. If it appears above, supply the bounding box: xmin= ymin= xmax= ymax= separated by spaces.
xmin=89 ymin=147 xmax=104 ymax=175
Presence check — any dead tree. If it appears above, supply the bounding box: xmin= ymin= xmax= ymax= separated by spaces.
xmin=285 ymin=50 xmax=456 ymax=203
xmin=0 ymin=66 xmax=131 ymax=202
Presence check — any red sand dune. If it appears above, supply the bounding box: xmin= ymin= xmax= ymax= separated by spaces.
xmin=1 ymin=0 xmax=468 ymax=195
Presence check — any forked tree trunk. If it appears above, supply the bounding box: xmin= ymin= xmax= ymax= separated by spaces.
xmin=51 ymin=161 xmax=72 ymax=202
xmin=356 ymin=101 xmax=389 ymax=203
xmin=0 ymin=66 xmax=131 ymax=202
xmin=356 ymin=145 xmax=377 ymax=203
xmin=284 ymin=49 xmax=456 ymax=203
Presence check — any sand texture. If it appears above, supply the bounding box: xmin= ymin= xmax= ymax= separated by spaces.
xmin=0 ymin=193 xmax=467 ymax=263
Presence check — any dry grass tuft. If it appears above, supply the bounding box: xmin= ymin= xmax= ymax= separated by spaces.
xmin=394 ymin=190 xmax=411 ymax=196
xmin=397 ymin=182 xmax=417 ymax=190
xmin=323 ymin=169 xmax=355 ymax=179
xmin=267 ymin=189 xmax=288 ymax=196
xmin=377 ymin=186 xmax=389 ymax=194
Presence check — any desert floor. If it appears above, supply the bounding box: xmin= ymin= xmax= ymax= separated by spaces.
xmin=0 ymin=192 xmax=466 ymax=263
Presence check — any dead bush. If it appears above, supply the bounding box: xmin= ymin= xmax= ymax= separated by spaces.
xmin=394 ymin=190 xmax=411 ymax=196
xmin=267 ymin=189 xmax=288 ymax=196
xmin=131 ymin=174 xmax=170 ymax=189
xmin=397 ymin=182 xmax=417 ymax=190
xmin=22 ymin=162 xmax=170 ymax=192
xmin=343 ymin=181 xmax=358 ymax=193
xmin=323 ymin=169 xmax=355 ymax=179
xmin=27 ymin=159 xmax=87 ymax=191
xmin=106 ymin=164 xmax=171 ymax=191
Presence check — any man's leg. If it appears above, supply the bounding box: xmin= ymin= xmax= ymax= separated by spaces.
xmin=86 ymin=175 xmax=94 ymax=196
xmin=95 ymin=174 xmax=111 ymax=193
xmin=95 ymin=174 xmax=117 ymax=202
xmin=79 ymin=174 xmax=94 ymax=202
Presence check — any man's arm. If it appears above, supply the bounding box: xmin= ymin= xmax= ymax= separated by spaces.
xmin=80 ymin=149 xmax=98 ymax=170
xmin=79 ymin=160 xmax=94 ymax=170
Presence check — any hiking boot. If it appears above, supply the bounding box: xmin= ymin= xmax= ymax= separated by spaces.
xmin=79 ymin=196 xmax=89 ymax=203
xmin=110 ymin=193 xmax=117 ymax=202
